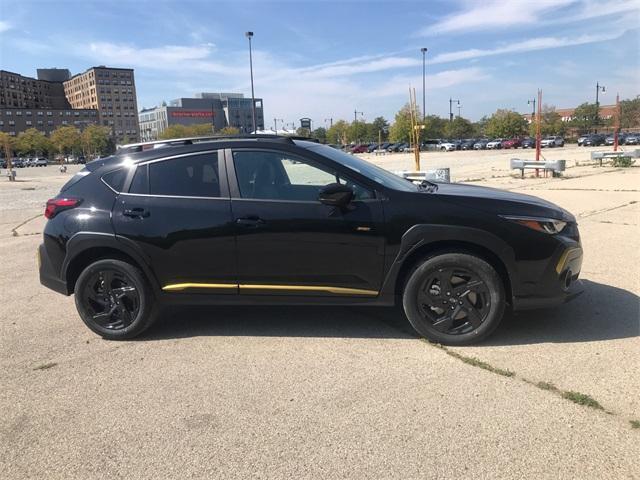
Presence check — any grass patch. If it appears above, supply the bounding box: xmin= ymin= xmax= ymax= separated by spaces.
xmin=561 ymin=390 xmax=604 ymax=410
xmin=630 ymin=420 xmax=640 ymax=429
xmin=429 ymin=342 xmax=515 ymax=377
xmin=33 ymin=362 xmax=57 ymax=371
xmin=535 ymin=381 xmax=559 ymax=392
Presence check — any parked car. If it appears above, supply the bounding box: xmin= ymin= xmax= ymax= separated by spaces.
xmin=605 ymin=133 xmax=625 ymax=146
xmin=501 ymin=138 xmax=522 ymax=149
xmin=521 ymin=137 xmax=536 ymax=148
xmin=577 ymin=135 xmax=588 ymax=146
xmin=38 ymin=134 xmax=583 ymax=345
xmin=350 ymin=144 xmax=368 ymax=154
xmin=386 ymin=143 xmax=398 ymax=152
xmin=582 ymin=134 xmax=606 ymax=146
xmin=540 ymin=136 xmax=564 ymax=148
xmin=367 ymin=143 xmax=378 ymax=153
xmin=34 ymin=158 xmax=49 ymax=167
xmin=12 ymin=158 xmax=26 ymax=168
xmin=486 ymin=139 xmax=503 ymax=149
xmin=460 ymin=139 xmax=476 ymax=150
xmin=438 ymin=141 xmax=457 ymax=152
xmin=388 ymin=142 xmax=407 ymax=152
xmin=473 ymin=139 xmax=489 ymax=150
xmin=624 ymin=133 xmax=639 ymax=145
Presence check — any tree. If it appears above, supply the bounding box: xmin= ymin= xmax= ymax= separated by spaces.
xmin=50 ymin=126 xmax=81 ymax=159
xmin=389 ymin=103 xmax=418 ymax=143
xmin=0 ymin=132 xmax=15 ymax=162
xmin=326 ymin=120 xmax=349 ymax=144
xmin=219 ymin=126 xmax=240 ymax=136
xmin=570 ymin=102 xmax=598 ymax=133
xmin=348 ymin=121 xmax=368 ymax=143
xmin=529 ymin=105 xmax=565 ymax=137
xmin=472 ymin=116 xmax=489 ymax=137
xmin=370 ymin=116 xmax=390 ymax=142
xmin=81 ymin=125 xmax=111 ymax=157
xmin=16 ymin=128 xmax=50 ymax=156
xmin=484 ymin=109 xmax=528 ymax=138
xmin=311 ymin=127 xmax=327 ymax=143
xmin=444 ymin=116 xmax=474 ymax=139
xmin=423 ymin=115 xmax=447 ymax=139
xmin=620 ymin=98 xmax=640 ymax=129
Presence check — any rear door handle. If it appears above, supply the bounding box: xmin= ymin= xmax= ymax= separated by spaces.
xmin=236 ymin=216 xmax=265 ymax=227
xmin=123 ymin=207 xmax=150 ymax=218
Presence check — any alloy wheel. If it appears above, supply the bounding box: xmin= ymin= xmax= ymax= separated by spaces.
xmin=83 ymin=268 xmax=140 ymax=330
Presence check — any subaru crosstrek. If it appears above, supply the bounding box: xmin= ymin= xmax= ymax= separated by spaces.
xmin=38 ymin=135 xmax=583 ymax=345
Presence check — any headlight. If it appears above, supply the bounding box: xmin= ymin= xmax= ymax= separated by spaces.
xmin=502 ymin=215 xmax=567 ymax=234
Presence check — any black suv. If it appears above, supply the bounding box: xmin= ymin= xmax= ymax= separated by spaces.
xmin=39 ymin=135 xmax=583 ymax=345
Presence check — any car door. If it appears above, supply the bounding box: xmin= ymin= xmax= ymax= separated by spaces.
xmin=226 ymin=147 xmax=386 ymax=297
xmin=112 ymin=150 xmax=237 ymax=294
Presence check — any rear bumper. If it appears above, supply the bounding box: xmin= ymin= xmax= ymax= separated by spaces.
xmin=38 ymin=243 xmax=70 ymax=295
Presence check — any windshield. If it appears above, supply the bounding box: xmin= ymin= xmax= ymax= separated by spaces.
xmin=305 ymin=143 xmax=418 ymax=192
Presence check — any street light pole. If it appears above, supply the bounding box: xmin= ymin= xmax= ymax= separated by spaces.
xmin=245 ymin=31 xmax=257 ymax=134
xmin=528 ymin=98 xmax=536 ymax=123
xmin=449 ymin=98 xmax=459 ymax=122
xmin=324 ymin=118 xmax=333 ymax=128
xmin=421 ymin=47 xmax=428 ymax=121
xmin=595 ymin=82 xmax=605 ymax=133
xmin=354 ymin=110 xmax=363 ymax=123
xmin=457 ymin=104 xmax=462 ymax=118
xmin=273 ymin=118 xmax=283 ymax=133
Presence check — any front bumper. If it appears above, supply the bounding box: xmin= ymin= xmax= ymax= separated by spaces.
xmin=512 ymin=245 xmax=583 ymax=310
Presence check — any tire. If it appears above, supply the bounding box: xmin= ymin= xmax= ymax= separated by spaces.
xmin=402 ymin=253 xmax=506 ymax=346
xmin=74 ymin=259 xmax=158 ymax=340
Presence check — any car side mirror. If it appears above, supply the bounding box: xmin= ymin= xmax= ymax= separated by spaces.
xmin=318 ymin=183 xmax=353 ymax=207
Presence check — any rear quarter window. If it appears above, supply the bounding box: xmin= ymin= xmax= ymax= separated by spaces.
xmin=101 ymin=169 xmax=127 ymax=192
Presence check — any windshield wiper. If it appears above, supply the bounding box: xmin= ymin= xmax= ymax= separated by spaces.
xmin=418 ymin=180 xmax=438 ymax=192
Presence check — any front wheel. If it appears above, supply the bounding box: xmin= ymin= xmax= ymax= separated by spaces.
xmin=402 ymin=253 xmax=506 ymax=345
xmin=74 ymin=259 xmax=158 ymax=340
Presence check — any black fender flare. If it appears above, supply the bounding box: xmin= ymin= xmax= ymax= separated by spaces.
xmin=379 ymin=224 xmax=518 ymax=298
xmin=62 ymin=232 xmax=161 ymax=295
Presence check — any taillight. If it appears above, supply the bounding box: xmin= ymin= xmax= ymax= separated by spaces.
xmin=44 ymin=197 xmax=82 ymax=219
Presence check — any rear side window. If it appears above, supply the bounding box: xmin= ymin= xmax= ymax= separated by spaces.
xmin=129 ymin=165 xmax=148 ymax=194
xmin=148 ymin=153 xmax=220 ymax=197
xmin=102 ymin=169 xmax=127 ymax=192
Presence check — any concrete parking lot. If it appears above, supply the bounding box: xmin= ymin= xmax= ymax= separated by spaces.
xmin=1 ymin=147 xmax=639 ymax=479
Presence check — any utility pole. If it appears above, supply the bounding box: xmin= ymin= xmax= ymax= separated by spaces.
xmin=273 ymin=118 xmax=283 ymax=133
xmin=324 ymin=118 xmax=333 ymax=128
xmin=449 ymin=98 xmax=459 ymax=122
xmin=614 ymin=93 xmax=620 ymax=152
xmin=421 ymin=47 xmax=428 ymax=121
xmin=457 ymin=104 xmax=462 ymax=118
xmin=528 ymin=98 xmax=536 ymax=123
xmin=245 ymin=31 xmax=257 ymax=134
xmin=535 ymin=89 xmax=542 ymax=171
xmin=354 ymin=110 xmax=363 ymax=123
xmin=595 ymin=82 xmax=605 ymax=133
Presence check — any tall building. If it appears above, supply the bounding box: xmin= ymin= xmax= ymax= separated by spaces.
xmin=0 ymin=69 xmax=97 ymax=137
xmin=0 ymin=66 xmax=140 ymax=142
xmin=138 ymin=92 xmax=264 ymax=140
xmin=64 ymin=66 xmax=140 ymax=142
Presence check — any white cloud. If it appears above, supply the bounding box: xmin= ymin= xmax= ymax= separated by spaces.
xmin=0 ymin=20 xmax=11 ymax=33
xmin=430 ymin=31 xmax=625 ymax=64
xmin=417 ymin=0 xmax=575 ymax=35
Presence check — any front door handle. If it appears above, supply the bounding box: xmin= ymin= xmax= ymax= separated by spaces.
xmin=236 ymin=216 xmax=265 ymax=227
xmin=123 ymin=207 xmax=150 ymax=218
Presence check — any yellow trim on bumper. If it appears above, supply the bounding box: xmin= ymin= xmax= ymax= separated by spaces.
xmin=556 ymin=247 xmax=583 ymax=274
xmin=162 ymin=282 xmax=378 ymax=296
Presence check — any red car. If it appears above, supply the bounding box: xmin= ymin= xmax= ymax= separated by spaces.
xmin=501 ymin=138 xmax=522 ymax=149
xmin=350 ymin=144 xmax=369 ymax=154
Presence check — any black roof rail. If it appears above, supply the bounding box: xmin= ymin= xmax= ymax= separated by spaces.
xmin=116 ymin=134 xmax=310 ymax=153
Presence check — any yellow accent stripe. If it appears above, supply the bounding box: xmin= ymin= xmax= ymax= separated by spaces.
xmin=162 ymin=282 xmax=378 ymax=296
xmin=555 ymin=247 xmax=583 ymax=274
xmin=162 ymin=283 xmax=237 ymax=291
xmin=240 ymin=284 xmax=378 ymax=296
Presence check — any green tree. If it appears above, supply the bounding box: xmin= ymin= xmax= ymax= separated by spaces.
xmin=389 ymin=103 xmax=418 ymax=143
xmin=423 ymin=115 xmax=447 ymax=139
xmin=370 ymin=116 xmax=390 ymax=142
xmin=50 ymin=126 xmax=81 ymax=160
xmin=620 ymin=98 xmax=640 ymax=129
xmin=570 ymin=102 xmax=598 ymax=133
xmin=16 ymin=128 xmax=50 ymax=156
xmin=218 ymin=126 xmax=240 ymax=136
xmin=444 ymin=116 xmax=474 ymax=138
xmin=348 ymin=121 xmax=368 ymax=143
xmin=311 ymin=127 xmax=327 ymax=143
xmin=326 ymin=120 xmax=349 ymax=145
xmin=0 ymin=132 xmax=15 ymax=162
xmin=529 ymin=105 xmax=565 ymax=137
xmin=472 ymin=116 xmax=489 ymax=137
xmin=81 ymin=125 xmax=111 ymax=157
xmin=485 ymin=109 xmax=528 ymax=138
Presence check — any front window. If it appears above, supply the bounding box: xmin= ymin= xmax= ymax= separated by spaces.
xmin=305 ymin=143 xmax=418 ymax=192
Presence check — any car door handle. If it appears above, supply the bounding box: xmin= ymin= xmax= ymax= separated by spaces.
xmin=123 ymin=207 xmax=150 ymax=218
xmin=236 ymin=216 xmax=265 ymax=227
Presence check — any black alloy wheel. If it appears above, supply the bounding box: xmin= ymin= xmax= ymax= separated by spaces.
xmin=403 ymin=252 xmax=506 ymax=345
xmin=82 ymin=268 xmax=140 ymax=330
xmin=74 ymin=259 xmax=157 ymax=340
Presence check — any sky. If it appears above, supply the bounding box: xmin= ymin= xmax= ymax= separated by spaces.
xmin=1 ymin=0 xmax=639 ymax=127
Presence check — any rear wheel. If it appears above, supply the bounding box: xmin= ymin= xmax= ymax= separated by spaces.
xmin=74 ymin=259 xmax=158 ymax=340
xmin=402 ymin=253 xmax=505 ymax=345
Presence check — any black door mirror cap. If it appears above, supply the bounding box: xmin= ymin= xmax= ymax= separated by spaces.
xmin=318 ymin=183 xmax=354 ymax=207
